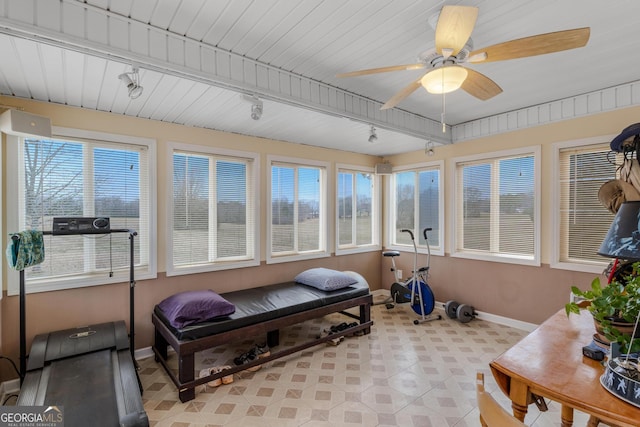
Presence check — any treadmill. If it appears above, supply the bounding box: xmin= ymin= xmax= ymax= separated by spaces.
xmin=17 ymin=321 xmax=148 ymax=427
xmin=12 ymin=218 xmax=148 ymax=426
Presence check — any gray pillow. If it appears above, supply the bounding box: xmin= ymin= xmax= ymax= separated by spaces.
xmin=158 ymin=289 xmax=235 ymax=329
xmin=295 ymin=268 xmax=358 ymax=291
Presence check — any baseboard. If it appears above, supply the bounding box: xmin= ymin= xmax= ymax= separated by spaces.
xmin=0 ymin=378 xmax=20 ymax=405
xmin=434 ymin=300 xmax=537 ymax=331
xmin=460 ymin=305 xmax=538 ymax=332
xmin=372 ymin=288 xmax=538 ymax=332
xmin=135 ymin=346 xmax=155 ymax=361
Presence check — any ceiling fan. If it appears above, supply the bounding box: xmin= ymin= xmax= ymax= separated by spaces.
xmin=336 ymin=5 xmax=590 ymax=110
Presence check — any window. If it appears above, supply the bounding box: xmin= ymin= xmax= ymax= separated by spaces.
xmin=553 ymin=138 xmax=617 ymax=272
xmin=268 ymin=156 xmax=328 ymax=263
xmin=6 ymin=128 xmax=156 ymax=294
xmin=336 ymin=165 xmax=380 ymax=254
xmin=167 ymin=143 xmax=259 ymax=275
xmin=389 ymin=161 xmax=443 ymax=254
xmin=452 ymin=147 xmax=540 ymax=265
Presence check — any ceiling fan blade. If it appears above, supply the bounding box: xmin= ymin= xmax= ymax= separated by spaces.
xmin=435 ymin=5 xmax=478 ymax=56
xmin=460 ymin=68 xmax=503 ymax=100
xmin=336 ymin=63 xmax=425 ymax=78
xmin=469 ymin=27 xmax=590 ymax=63
xmin=380 ymin=77 xmax=423 ymax=110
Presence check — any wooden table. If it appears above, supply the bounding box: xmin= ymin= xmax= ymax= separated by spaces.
xmin=490 ymin=308 xmax=640 ymax=427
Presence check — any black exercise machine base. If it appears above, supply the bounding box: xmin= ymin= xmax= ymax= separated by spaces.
xmin=17 ymin=321 xmax=148 ymax=427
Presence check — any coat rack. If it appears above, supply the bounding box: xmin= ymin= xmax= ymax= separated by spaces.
xmin=13 ymin=223 xmax=137 ymax=383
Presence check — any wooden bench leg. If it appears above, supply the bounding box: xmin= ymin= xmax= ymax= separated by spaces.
xmin=178 ymin=353 xmax=195 ymax=403
xmin=154 ymin=328 xmax=168 ymax=362
xmin=267 ymin=329 xmax=280 ymax=348
xmin=360 ymin=303 xmax=372 ymax=334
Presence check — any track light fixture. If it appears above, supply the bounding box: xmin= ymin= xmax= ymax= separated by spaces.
xmin=250 ymin=96 xmax=263 ymax=120
xmin=425 ymin=140 xmax=435 ymax=156
xmin=119 ymin=67 xmax=143 ymax=99
xmin=368 ymin=125 xmax=378 ymax=143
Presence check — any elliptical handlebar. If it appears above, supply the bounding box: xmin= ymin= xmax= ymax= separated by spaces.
xmin=400 ymin=228 xmax=414 ymax=241
xmin=400 ymin=229 xmax=418 ymax=281
xmin=402 ymin=227 xmax=433 ymax=241
xmin=423 ymin=227 xmax=432 ymax=265
xmin=423 ymin=227 xmax=432 ymax=240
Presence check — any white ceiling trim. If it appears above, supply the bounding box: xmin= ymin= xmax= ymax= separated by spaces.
xmin=0 ymin=0 xmax=453 ymax=144
xmin=452 ymin=80 xmax=640 ymax=143
xmin=1 ymin=1 xmax=636 ymax=151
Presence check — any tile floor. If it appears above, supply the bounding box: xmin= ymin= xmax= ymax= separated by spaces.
xmin=139 ymin=296 xmax=595 ymax=426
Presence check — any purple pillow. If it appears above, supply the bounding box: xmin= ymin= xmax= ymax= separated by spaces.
xmin=158 ymin=289 xmax=235 ymax=329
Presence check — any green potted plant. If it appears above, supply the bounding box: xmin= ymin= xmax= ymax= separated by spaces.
xmin=565 ymin=262 xmax=640 ymax=353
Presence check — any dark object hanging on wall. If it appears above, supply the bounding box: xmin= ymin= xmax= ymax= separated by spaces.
xmin=610 ymin=122 xmax=640 ymax=153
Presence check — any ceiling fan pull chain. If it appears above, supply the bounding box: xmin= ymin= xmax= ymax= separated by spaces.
xmin=441 ymin=85 xmax=447 ymax=133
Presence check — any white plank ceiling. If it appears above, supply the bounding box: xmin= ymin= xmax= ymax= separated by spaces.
xmin=0 ymin=0 xmax=639 ymax=156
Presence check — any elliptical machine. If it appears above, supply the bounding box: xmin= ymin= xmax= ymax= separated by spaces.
xmin=380 ymin=228 xmax=441 ymax=325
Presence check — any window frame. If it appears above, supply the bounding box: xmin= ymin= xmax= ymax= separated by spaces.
xmin=165 ymin=141 xmax=260 ymax=276
xmin=335 ymin=163 xmax=381 ymax=255
xmin=266 ymin=155 xmax=330 ymax=264
xmin=0 ymin=130 xmax=2 ymax=300
xmin=551 ymin=135 xmax=616 ymax=274
xmin=386 ymin=160 xmax=445 ymax=256
xmin=450 ymin=146 xmax=541 ymax=266
xmin=6 ymin=126 xmax=157 ymax=295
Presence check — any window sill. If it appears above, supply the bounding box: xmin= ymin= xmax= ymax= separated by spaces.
xmin=266 ymin=251 xmax=330 ymax=264
xmin=451 ymin=250 xmax=540 ymax=267
xmin=8 ymin=268 xmax=156 ymax=296
xmin=550 ymin=260 xmax=608 ymax=275
xmin=166 ymin=259 xmax=260 ymax=277
xmin=335 ymin=244 xmax=381 ymax=256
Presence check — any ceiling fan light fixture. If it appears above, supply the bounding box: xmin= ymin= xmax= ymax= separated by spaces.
xmin=421 ymin=65 xmax=468 ymax=94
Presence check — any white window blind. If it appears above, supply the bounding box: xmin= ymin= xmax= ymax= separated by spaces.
xmin=170 ymin=149 xmax=257 ymax=272
xmin=270 ymin=160 xmax=326 ymax=259
xmin=13 ymin=135 xmax=152 ymax=291
xmin=558 ymin=143 xmax=617 ymax=263
xmin=455 ymin=153 xmax=536 ymax=259
xmin=392 ymin=166 xmax=441 ymax=248
xmin=337 ymin=168 xmax=375 ymax=249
